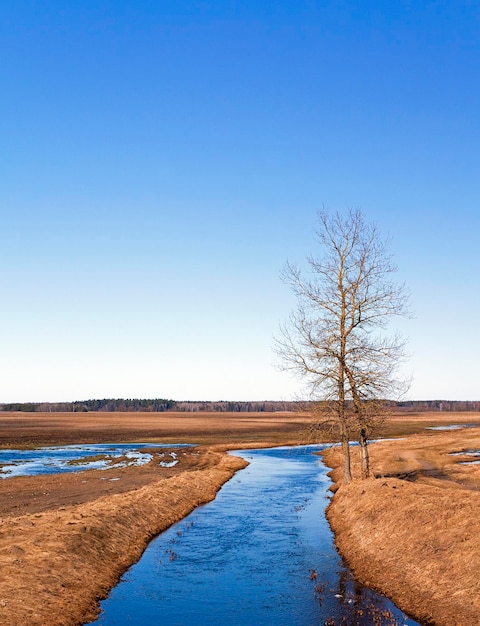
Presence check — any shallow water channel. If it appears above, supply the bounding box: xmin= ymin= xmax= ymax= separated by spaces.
xmin=89 ymin=445 xmax=420 ymax=625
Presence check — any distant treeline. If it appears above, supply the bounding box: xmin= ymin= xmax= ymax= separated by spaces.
xmin=0 ymin=399 xmax=479 ymax=413
xmin=0 ymin=399 xmax=299 ymax=413
xmin=0 ymin=399 xmax=176 ymax=413
xmin=396 ymin=400 xmax=480 ymax=412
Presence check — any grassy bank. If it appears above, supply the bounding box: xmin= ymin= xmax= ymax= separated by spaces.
xmin=324 ymin=426 xmax=480 ymax=626
xmin=0 ymin=449 xmax=247 ymax=626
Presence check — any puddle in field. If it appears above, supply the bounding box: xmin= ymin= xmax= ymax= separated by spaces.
xmin=89 ymin=445 xmax=419 ymax=626
xmin=426 ymin=424 xmax=479 ymax=431
xmin=0 ymin=443 xmax=191 ymax=478
xmin=450 ymin=449 xmax=480 ymax=465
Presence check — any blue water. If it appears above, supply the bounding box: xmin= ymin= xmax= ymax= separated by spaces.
xmin=89 ymin=445 xmax=420 ymax=625
xmin=0 ymin=443 xmax=191 ymax=478
xmin=426 ymin=423 xmax=479 ymax=431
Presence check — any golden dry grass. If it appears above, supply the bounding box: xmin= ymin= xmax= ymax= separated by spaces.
xmin=324 ymin=422 xmax=480 ymax=626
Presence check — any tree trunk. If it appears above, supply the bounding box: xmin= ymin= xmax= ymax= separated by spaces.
xmin=359 ymin=427 xmax=370 ymax=479
xmin=341 ymin=428 xmax=352 ymax=484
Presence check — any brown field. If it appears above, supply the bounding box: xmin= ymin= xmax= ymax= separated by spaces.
xmin=1 ymin=409 xmax=478 ymax=450
xmin=376 ymin=409 xmax=480 ymax=438
xmin=1 ymin=409 xmax=479 ymax=625
xmin=324 ymin=415 xmax=480 ymax=626
xmin=0 ymin=410 xmax=314 ymax=448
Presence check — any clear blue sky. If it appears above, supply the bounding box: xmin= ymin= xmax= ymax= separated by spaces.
xmin=1 ymin=1 xmax=479 ymax=402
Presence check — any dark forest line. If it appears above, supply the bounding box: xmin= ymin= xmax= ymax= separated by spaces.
xmin=1 ymin=399 xmax=480 ymax=413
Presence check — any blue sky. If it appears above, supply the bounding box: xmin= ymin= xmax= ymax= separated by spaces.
xmin=1 ymin=1 xmax=479 ymax=402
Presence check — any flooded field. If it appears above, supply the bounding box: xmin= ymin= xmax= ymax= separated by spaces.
xmin=0 ymin=443 xmax=191 ymax=478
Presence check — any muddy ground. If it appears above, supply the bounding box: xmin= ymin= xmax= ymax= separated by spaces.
xmin=324 ymin=418 xmax=480 ymax=626
xmin=1 ymin=410 xmax=479 ymax=625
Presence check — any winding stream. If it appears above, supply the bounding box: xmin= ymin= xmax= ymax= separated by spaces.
xmin=89 ymin=445 xmax=420 ymax=625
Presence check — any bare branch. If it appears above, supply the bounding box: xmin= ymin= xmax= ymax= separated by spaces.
xmin=274 ymin=209 xmax=410 ymax=482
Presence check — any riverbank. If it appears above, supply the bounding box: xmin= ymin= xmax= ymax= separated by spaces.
xmin=324 ymin=426 xmax=480 ymax=626
xmin=0 ymin=448 xmax=247 ymax=626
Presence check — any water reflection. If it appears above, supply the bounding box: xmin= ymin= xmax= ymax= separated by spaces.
xmin=426 ymin=424 xmax=479 ymax=431
xmin=89 ymin=445 xmax=419 ymax=626
xmin=450 ymin=449 xmax=480 ymax=465
xmin=0 ymin=443 xmax=191 ymax=478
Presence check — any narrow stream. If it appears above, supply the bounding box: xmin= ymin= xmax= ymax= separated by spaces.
xmin=89 ymin=445 xmax=420 ymax=625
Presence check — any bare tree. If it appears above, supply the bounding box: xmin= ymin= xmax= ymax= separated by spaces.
xmin=275 ymin=209 xmax=409 ymax=483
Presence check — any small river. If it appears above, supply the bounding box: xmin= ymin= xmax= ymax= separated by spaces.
xmin=89 ymin=445 xmax=420 ymax=625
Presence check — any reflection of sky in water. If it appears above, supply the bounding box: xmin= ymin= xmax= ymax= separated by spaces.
xmin=450 ymin=449 xmax=480 ymax=465
xmin=426 ymin=424 xmax=479 ymax=431
xmin=0 ymin=443 xmax=191 ymax=478
xmin=159 ymin=451 xmax=178 ymax=467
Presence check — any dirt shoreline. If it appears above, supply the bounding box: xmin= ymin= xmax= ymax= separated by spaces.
xmin=324 ymin=424 xmax=480 ymax=626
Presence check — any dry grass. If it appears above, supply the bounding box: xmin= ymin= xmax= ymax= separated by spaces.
xmin=324 ymin=421 xmax=480 ymax=626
